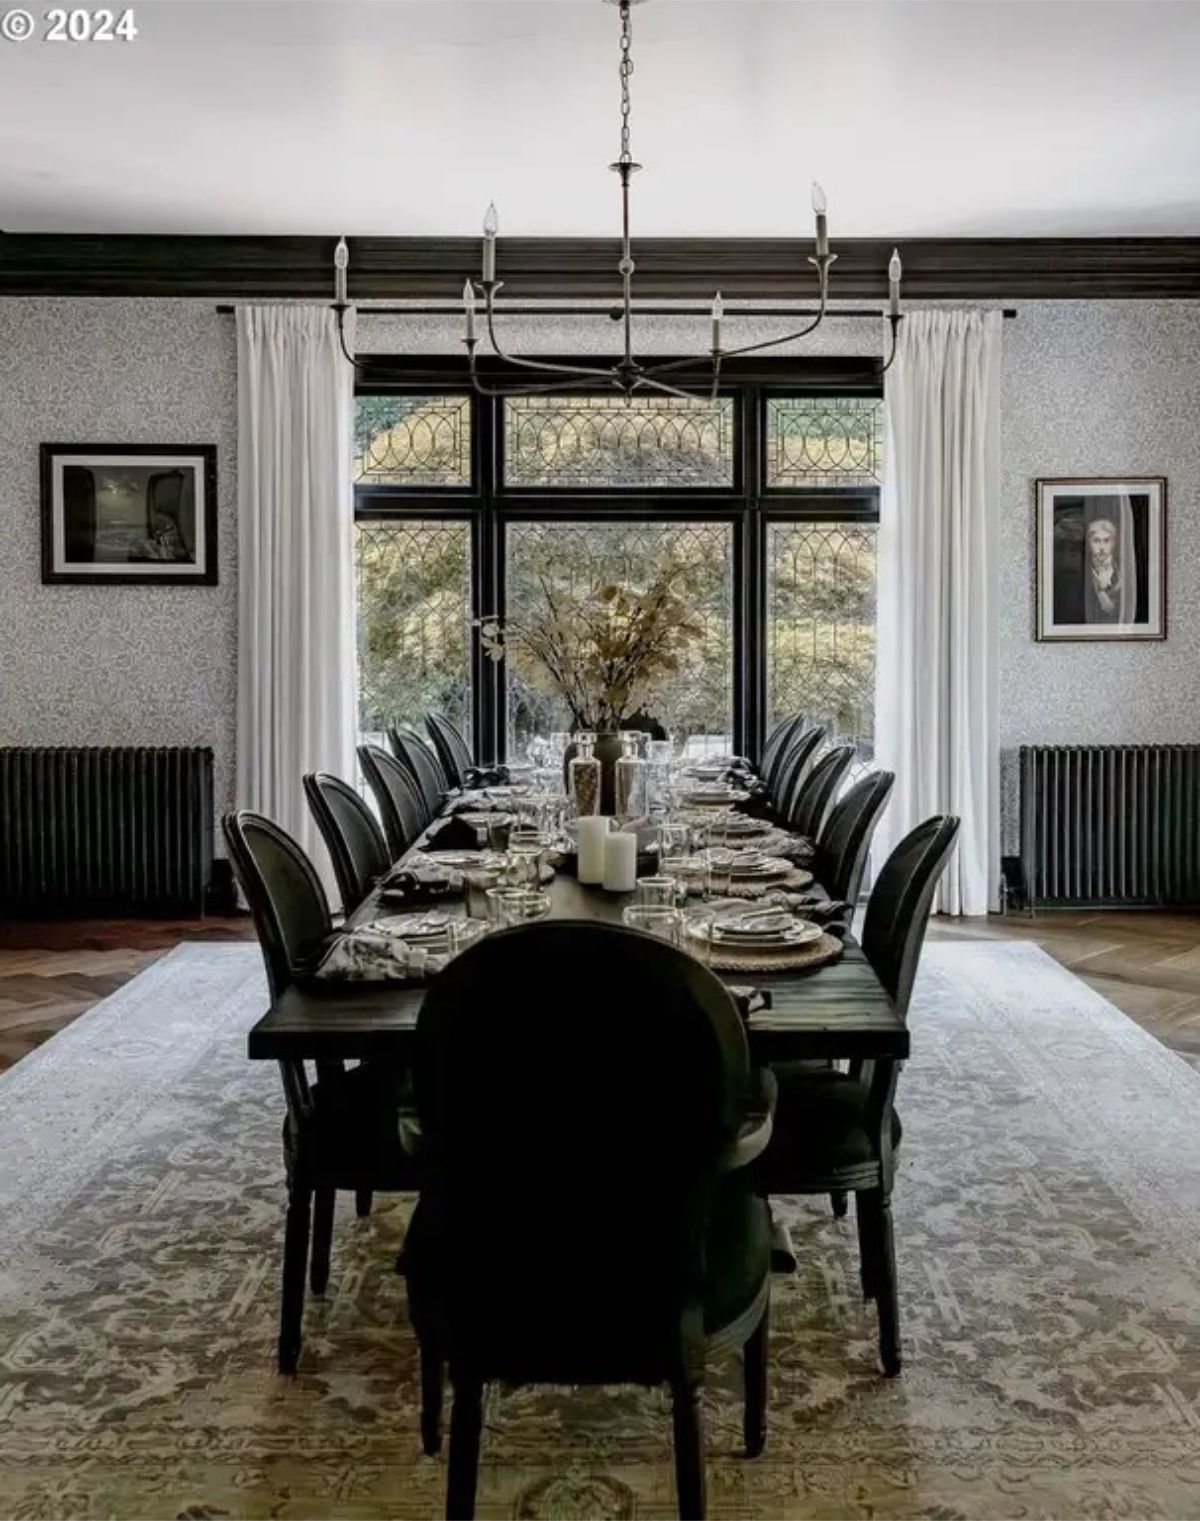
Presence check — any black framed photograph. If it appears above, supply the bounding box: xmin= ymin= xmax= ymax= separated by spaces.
xmin=40 ymin=443 xmax=218 ymax=585
xmin=1035 ymin=477 xmax=1166 ymax=642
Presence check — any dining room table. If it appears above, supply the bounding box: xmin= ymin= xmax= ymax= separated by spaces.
xmin=246 ymin=811 xmax=906 ymax=1072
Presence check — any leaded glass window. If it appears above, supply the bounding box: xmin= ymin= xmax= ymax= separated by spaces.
xmin=355 ymin=395 xmax=472 ymax=487
xmin=765 ymin=396 xmax=883 ymax=489
xmin=355 ymin=519 xmax=472 ymax=740
xmin=505 ymin=520 xmax=734 ymax=751
xmin=767 ymin=521 xmax=877 ymax=769
xmin=504 ymin=395 xmax=734 ymax=489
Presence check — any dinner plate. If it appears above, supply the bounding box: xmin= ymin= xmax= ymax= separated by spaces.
xmin=686 ymin=915 xmax=823 ymax=951
xmin=680 ymin=788 xmax=749 ymax=807
xmin=374 ymin=911 xmax=456 ymax=941
xmin=423 ymin=850 xmax=490 ymax=868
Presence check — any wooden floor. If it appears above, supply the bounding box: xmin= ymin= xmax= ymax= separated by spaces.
xmin=2 ymin=908 xmax=1200 ymax=1077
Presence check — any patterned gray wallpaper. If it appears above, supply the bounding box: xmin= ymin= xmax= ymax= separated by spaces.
xmin=0 ymin=300 xmax=238 ymax=820
xmin=1 ymin=296 xmax=1198 ymax=860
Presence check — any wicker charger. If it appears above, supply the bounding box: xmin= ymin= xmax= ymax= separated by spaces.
xmin=688 ymin=928 xmax=844 ymax=974
xmin=678 ymin=864 xmax=813 ymax=899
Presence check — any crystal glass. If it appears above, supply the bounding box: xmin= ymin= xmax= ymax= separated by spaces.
xmin=622 ymin=904 xmax=682 ymax=946
xmin=486 ymin=814 xmax=513 ymax=853
xmin=508 ymin=825 xmax=547 ymax=887
xmin=487 ymin=886 xmax=552 ymax=927
xmin=682 ymin=904 xmax=716 ymax=966
xmin=463 ymin=864 xmax=503 ymax=920
xmin=657 ymin=821 xmax=693 ymax=879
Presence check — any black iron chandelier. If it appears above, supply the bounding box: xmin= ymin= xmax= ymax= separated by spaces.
xmin=333 ymin=0 xmax=903 ymax=395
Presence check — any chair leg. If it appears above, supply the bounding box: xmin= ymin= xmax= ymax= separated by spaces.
xmin=875 ymin=1191 xmax=902 ymax=1377
xmin=278 ymin=1185 xmax=312 ymax=1375
xmin=355 ymin=1188 xmax=373 ymax=1218
xmin=829 ymin=1190 xmax=848 ymax=1218
xmin=854 ymin=1189 xmax=879 ymax=1303
xmin=446 ymin=1375 xmax=484 ymax=1521
xmin=742 ymin=1304 xmax=769 ymax=1459
xmin=420 ymin=1341 xmax=445 ymax=1456
xmin=310 ymin=1187 xmax=335 ymax=1295
xmin=670 ymin=1380 xmax=707 ymax=1520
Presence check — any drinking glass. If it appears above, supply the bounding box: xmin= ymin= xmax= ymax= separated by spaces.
xmin=682 ymin=904 xmax=716 ymax=966
xmin=487 ymin=886 xmax=552 ymax=927
xmin=487 ymin=815 xmax=513 ymax=853
xmin=636 ymin=875 xmax=679 ymax=909
xmin=657 ymin=821 xmax=693 ymax=878
xmin=622 ymin=904 xmax=682 ymax=947
xmin=463 ymin=864 xmax=503 ymax=920
xmin=508 ymin=825 xmax=547 ymax=886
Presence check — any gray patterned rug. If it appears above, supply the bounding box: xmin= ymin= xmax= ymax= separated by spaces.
xmin=4 ymin=939 xmax=1200 ymax=1520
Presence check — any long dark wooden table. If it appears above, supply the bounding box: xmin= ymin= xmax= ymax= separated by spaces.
xmin=247 ymin=844 xmax=904 ymax=1068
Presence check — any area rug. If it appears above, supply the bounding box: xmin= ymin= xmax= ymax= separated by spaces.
xmin=4 ymin=940 xmax=1200 ymax=1520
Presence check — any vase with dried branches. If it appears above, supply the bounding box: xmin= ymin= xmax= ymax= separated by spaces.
xmin=477 ymin=567 xmax=704 ymax=811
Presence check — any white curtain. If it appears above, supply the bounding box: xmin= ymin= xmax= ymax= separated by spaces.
xmin=236 ymin=306 xmax=357 ymax=885
xmin=875 ymin=309 xmax=1002 ymax=915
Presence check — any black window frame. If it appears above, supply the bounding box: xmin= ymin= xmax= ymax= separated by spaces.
xmin=354 ymin=355 xmax=882 ymax=763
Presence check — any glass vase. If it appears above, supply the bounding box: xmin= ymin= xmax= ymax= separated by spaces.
xmin=568 ymin=732 xmax=601 ymax=816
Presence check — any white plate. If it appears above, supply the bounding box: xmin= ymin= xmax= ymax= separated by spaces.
xmin=686 ymin=917 xmax=823 ymax=951
xmin=374 ymin=911 xmax=456 ymax=941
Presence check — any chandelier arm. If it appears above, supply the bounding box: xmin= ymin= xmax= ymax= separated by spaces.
xmin=482 ymin=290 xmax=615 ymax=381
xmin=878 ymin=312 xmax=903 ymax=376
xmin=696 ymin=296 xmax=830 ymax=364
xmin=633 ymin=374 xmax=714 ymax=403
xmin=465 ymin=344 xmax=616 ymax=397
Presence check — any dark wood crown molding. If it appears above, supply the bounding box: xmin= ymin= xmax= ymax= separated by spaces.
xmin=2 ymin=233 xmax=1200 ymax=300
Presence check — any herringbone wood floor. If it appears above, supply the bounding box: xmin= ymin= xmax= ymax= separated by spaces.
xmin=2 ymin=910 xmax=1200 ymax=1076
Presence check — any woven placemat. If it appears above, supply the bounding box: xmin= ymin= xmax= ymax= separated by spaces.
xmin=687 ymin=928 xmax=844 ymax=974
xmin=680 ymin=866 xmax=813 ymax=899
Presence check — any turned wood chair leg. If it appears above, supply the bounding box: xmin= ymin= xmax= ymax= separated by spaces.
xmin=309 ymin=1186 xmax=335 ymax=1295
xmin=670 ymin=1380 xmax=707 ymax=1520
xmin=420 ymin=1342 xmax=445 ymax=1456
xmin=355 ymin=1188 xmax=373 ymax=1218
xmin=742 ymin=1304 xmax=769 ymax=1459
xmin=278 ymin=1185 xmax=312 ymax=1375
xmin=446 ymin=1375 xmax=484 ymax=1521
xmin=830 ymin=1190 xmax=849 ymax=1218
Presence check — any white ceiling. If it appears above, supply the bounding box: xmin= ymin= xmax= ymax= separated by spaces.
xmin=2 ymin=0 xmax=1200 ymax=238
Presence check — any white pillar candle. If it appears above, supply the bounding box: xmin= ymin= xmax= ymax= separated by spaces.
xmin=577 ymin=816 xmax=612 ymax=885
xmin=603 ymin=829 xmax=638 ymax=893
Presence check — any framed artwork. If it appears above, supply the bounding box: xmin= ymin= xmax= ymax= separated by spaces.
xmin=1035 ymin=477 xmax=1166 ymax=642
xmin=40 ymin=443 xmax=218 ymax=585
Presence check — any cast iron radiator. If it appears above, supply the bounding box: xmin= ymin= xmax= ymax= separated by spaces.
xmin=0 ymin=746 xmax=213 ymax=915
xmin=1019 ymin=744 xmax=1200 ymax=908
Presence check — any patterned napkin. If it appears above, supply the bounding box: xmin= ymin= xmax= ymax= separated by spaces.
xmin=380 ymin=860 xmax=464 ymax=901
xmin=312 ymin=925 xmax=450 ymax=984
xmin=760 ymin=890 xmax=853 ymax=938
xmin=462 ymin=764 xmax=510 ymax=788
xmin=419 ymin=814 xmax=486 ymax=852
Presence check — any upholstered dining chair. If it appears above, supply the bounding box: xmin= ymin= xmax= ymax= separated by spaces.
xmin=303 ymin=771 xmax=391 ymax=917
xmin=389 ymin=727 xmax=448 ymax=819
xmin=784 ymin=743 xmax=857 ymax=840
xmin=760 ymin=711 xmax=805 ymax=786
xmin=812 ymin=770 xmax=895 ymax=905
xmin=359 ymin=742 xmax=429 ymax=858
xmin=425 ymin=712 xmax=474 ymax=791
xmin=404 ymin=920 xmax=775 ymax=1520
xmin=756 ymin=814 xmax=960 ymax=1378
xmin=222 ymin=810 xmax=418 ymax=1374
xmin=767 ymin=724 xmax=825 ymax=817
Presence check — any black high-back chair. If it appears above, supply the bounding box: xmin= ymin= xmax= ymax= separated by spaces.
xmin=768 ymin=723 xmax=824 ymax=816
xmin=785 ymin=743 xmax=856 ymax=839
xmin=425 ymin=713 xmax=474 ymax=791
xmin=812 ymin=770 xmax=895 ymax=904
xmin=760 ymin=712 xmax=804 ymax=786
xmin=222 ymin=810 xmax=416 ymax=1374
xmin=389 ymin=727 xmax=447 ymax=819
xmin=405 ymin=921 xmax=774 ymax=1519
xmin=758 ymin=814 xmax=959 ymax=1378
xmin=359 ymin=742 xmax=429 ymax=857
xmin=303 ymin=771 xmax=391 ymax=917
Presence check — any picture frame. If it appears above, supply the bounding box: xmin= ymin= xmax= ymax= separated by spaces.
xmin=1034 ymin=476 xmax=1166 ymax=642
xmin=40 ymin=443 xmax=218 ymax=586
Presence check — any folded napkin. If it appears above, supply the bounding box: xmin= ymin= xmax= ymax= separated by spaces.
xmin=312 ymin=925 xmax=449 ymax=984
xmin=761 ymin=891 xmax=853 ymax=938
xmin=380 ymin=861 xmax=464 ymax=903
xmin=463 ymin=764 xmax=510 ymax=788
xmin=420 ymin=814 xmax=486 ymax=852
xmin=772 ymin=834 xmax=816 ymax=868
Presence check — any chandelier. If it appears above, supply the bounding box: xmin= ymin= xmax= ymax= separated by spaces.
xmin=333 ymin=0 xmax=903 ymax=396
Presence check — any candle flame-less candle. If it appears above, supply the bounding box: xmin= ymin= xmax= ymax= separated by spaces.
xmin=888 ymin=247 xmax=902 ymax=318
xmin=462 ymin=277 xmax=477 ymax=342
xmin=577 ymin=815 xmax=612 ymax=885
xmin=811 ymin=182 xmax=829 ymax=260
xmin=334 ymin=237 xmax=349 ymax=305
xmin=711 ymin=290 xmax=723 ymax=353
xmin=602 ymin=828 xmax=638 ymax=893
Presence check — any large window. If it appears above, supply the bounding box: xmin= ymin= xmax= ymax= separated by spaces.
xmin=353 ymin=363 xmax=881 ymax=763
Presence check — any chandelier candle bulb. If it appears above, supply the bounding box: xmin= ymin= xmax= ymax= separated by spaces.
xmin=811 ymin=182 xmax=829 ymax=259
xmin=482 ymin=202 xmax=498 ymax=283
xmin=334 ymin=237 xmax=349 ymax=305
xmin=711 ymin=291 xmax=723 ymax=352
xmin=462 ymin=278 xmax=477 ymax=342
xmin=602 ymin=829 xmax=638 ymax=894
xmin=889 ymin=248 xmax=903 ymax=318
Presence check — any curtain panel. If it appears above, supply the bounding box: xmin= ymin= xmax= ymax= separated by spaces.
xmin=875 ymin=309 xmax=1003 ymax=916
xmin=236 ymin=306 xmax=357 ymax=891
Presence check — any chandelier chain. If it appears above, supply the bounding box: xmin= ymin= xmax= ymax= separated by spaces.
xmin=618 ymin=0 xmax=633 ymax=165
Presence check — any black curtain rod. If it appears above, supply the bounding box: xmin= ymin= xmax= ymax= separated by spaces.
xmin=214 ymin=302 xmax=1019 ymax=319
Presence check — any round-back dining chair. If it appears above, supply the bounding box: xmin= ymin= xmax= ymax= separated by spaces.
xmin=359 ymin=742 xmax=429 ymax=858
xmin=785 ymin=744 xmax=856 ymax=840
xmin=303 ymin=770 xmax=391 ymax=917
xmin=768 ymin=724 xmax=824 ymax=818
xmin=426 ymin=713 xmax=474 ymax=790
xmin=812 ymin=770 xmax=895 ymax=904
xmin=389 ymin=727 xmax=447 ymax=819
